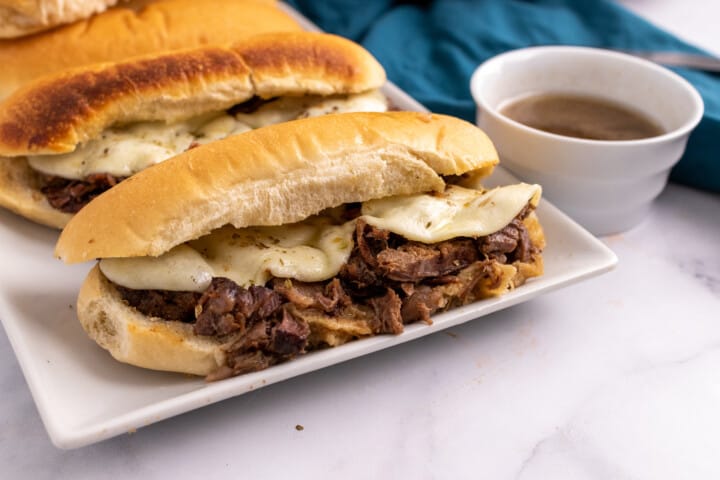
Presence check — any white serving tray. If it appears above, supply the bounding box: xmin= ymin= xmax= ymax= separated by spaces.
xmin=0 ymin=165 xmax=616 ymax=449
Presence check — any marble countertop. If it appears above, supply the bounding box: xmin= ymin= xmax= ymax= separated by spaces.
xmin=2 ymin=2 xmax=719 ymax=479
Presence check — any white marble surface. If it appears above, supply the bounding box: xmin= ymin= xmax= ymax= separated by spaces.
xmin=2 ymin=2 xmax=719 ymax=479
xmin=621 ymin=0 xmax=720 ymax=56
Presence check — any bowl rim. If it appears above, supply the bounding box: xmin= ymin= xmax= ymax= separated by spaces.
xmin=469 ymin=45 xmax=705 ymax=147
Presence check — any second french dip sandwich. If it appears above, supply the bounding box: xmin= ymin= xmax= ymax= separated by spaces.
xmin=55 ymin=112 xmax=545 ymax=381
xmin=0 ymin=32 xmax=387 ymax=228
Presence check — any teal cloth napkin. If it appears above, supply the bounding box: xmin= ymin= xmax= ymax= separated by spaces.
xmin=286 ymin=0 xmax=720 ymax=192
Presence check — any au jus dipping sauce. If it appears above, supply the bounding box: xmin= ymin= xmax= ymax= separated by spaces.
xmin=500 ymin=93 xmax=664 ymax=141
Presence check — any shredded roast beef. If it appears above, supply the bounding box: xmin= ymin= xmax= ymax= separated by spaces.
xmin=116 ymin=207 xmax=540 ymax=380
xmin=194 ymin=278 xmax=282 ymax=336
xmin=271 ymin=278 xmax=351 ymax=313
xmin=376 ymin=238 xmax=479 ymax=282
xmin=273 ymin=308 xmax=311 ymax=355
xmin=207 ymin=307 xmax=310 ymax=380
xmin=227 ymin=96 xmax=278 ymax=115
xmin=41 ymin=173 xmax=124 ymax=213
xmin=117 ymin=286 xmax=200 ymax=323
xmin=480 ymin=217 xmax=533 ymax=263
xmin=368 ymin=288 xmax=404 ymax=334
xmin=400 ymin=285 xmax=445 ymax=324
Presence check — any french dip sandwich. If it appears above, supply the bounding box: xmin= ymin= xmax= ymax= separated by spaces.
xmin=55 ymin=112 xmax=545 ymax=381
xmin=0 ymin=0 xmax=302 ymax=98
xmin=0 ymin=32 xmax=387 ymax=227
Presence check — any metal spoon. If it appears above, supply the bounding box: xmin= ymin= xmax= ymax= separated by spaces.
xmin=619 ymin=50 xmax=720 ymax=73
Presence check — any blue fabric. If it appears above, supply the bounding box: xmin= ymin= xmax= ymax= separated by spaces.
xmin=286 ymin=0 xmax=720 ymax=192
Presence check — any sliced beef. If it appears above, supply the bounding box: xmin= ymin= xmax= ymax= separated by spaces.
xmin=117 ymin=286 xmax=200 ymax=323
xmin=323 ymin=278 xmax=352 ymax=311
xmin=401 ymin=285 xmax=445 ymax=324
xmin=397 ymin=260 xmax=495 ymax=324
xmin=341 ymin=202 xmax=362 ymax=221
xmin=355 ymin=219 xmax=389 ymax=267
xmin=368 ymin=288 xmax=403 ymax=334
xmin=512 ymin=219 xmax=534 ymax=263
xmin=339 ymin=219 xmax=391 ymax=294
xmin=227 ymin=96 xmax=278 ymax=115
xmin=212 ymin=308 xmax=310 ymax=380
xmin=218 ymin=320 xmax=275 ymax=378
xmin=217 ymin=351 xmax=273 ymax=380
xmin=272 ymin=308 xmax=311 ymax=355
xmin=444 ymin=261 xmax=496 ymax=305
xmin=339 ymin=254 xmax=382 ymax=293
xmin=479 ymin=217 xmax=535 ymax=263
xmin=478 ymin=204 xmax=535 ymax=263
xmin=41 ymin=173 xmax=124 ymax=213
xmin=272 ymin=278 xmax=351 ymax=313
xmin=376 ymin=239 xmax=479 ymax=282
xmin=194 ymin=278 xmax=281 ymax=336
xmin=480 ymin=229 xmax=517 ymax=262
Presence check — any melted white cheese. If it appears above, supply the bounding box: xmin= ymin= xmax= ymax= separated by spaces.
xmin=100 ymin=244 xmax=215 ymax=292
xmin=100 ymin=219 xmax=355 ymax=292
xmin=194 ymin=114 xmax=252 ymax=144
xmin=233 ymin=90 xmax=387 ymax=128
xmin=99 ymin=183 xmax=541 ymax=293
xmin=28 ymin=91 xmax=388 ymax=180
xmin=361 ymin=183 xmax=541 ymax=243
xmin=28 ymin=121 xmax=197 ymax=179
xmin=301 ymin=90 xmax=388 ymax=118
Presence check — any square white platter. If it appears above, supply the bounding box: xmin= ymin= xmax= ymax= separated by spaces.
xmin=0 ymin=163 xmax=617 ymax=449
xmin=0 ymin=6 xmax=617 ymax=449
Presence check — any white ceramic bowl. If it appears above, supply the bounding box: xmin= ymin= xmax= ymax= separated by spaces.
xmin=470 ymin=46 xmax=704 ymax=236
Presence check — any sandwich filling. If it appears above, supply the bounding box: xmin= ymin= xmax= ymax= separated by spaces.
xmin=26 ymin=91 xmax=387 ymax=213
xmin=99 ymin=183 xmax=543 ymax=380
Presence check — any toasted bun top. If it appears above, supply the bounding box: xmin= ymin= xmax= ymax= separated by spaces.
xmin=0 ymin=0 xmax=302 ymax=99
xmin=0 ymin=0 xmax=120 ymax=38
xmin=0 ymin=32 xmax=385 ymax=156
xmin=55 ymin=112 xmax=499 ymax=263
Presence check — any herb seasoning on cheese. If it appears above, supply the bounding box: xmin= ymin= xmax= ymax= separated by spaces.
xmin=99 ymin=183 xmax=541 ymax=292
xmin=28 ymin=91 xmax=388 ymax=180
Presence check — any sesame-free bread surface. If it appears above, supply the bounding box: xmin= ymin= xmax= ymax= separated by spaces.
xmin=0 ymin=0 xmax=302 ymax=99
xmin=0 ymin=0 xmax=120 ymax=38
xmin=55 ymin=112 xmax=500 ymax=263
xmin=0 ymin=32 xmax=385 ymax=155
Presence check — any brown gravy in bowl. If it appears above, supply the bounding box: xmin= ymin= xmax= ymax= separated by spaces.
xmin=499 ymin=93 xmax=664 ymax=141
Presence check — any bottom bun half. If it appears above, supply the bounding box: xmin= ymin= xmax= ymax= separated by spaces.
xmin=0 ymin=158 xmax=70 ymax=228
xmin=78 ymin=265 xmax=227 ymax=376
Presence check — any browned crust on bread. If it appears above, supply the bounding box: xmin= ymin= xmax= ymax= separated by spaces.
xmin=237 ymin=33 xmax=382 ymax=97
xmin=0 ymin=32 xmax=385 ymax=155
xmin=0 ymin=48 xmax=252 ymax=154
xmin=55 ymin=112 xmax=499 ymax=262
xmin=0 ymin=0 xmax=302 ymax=98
